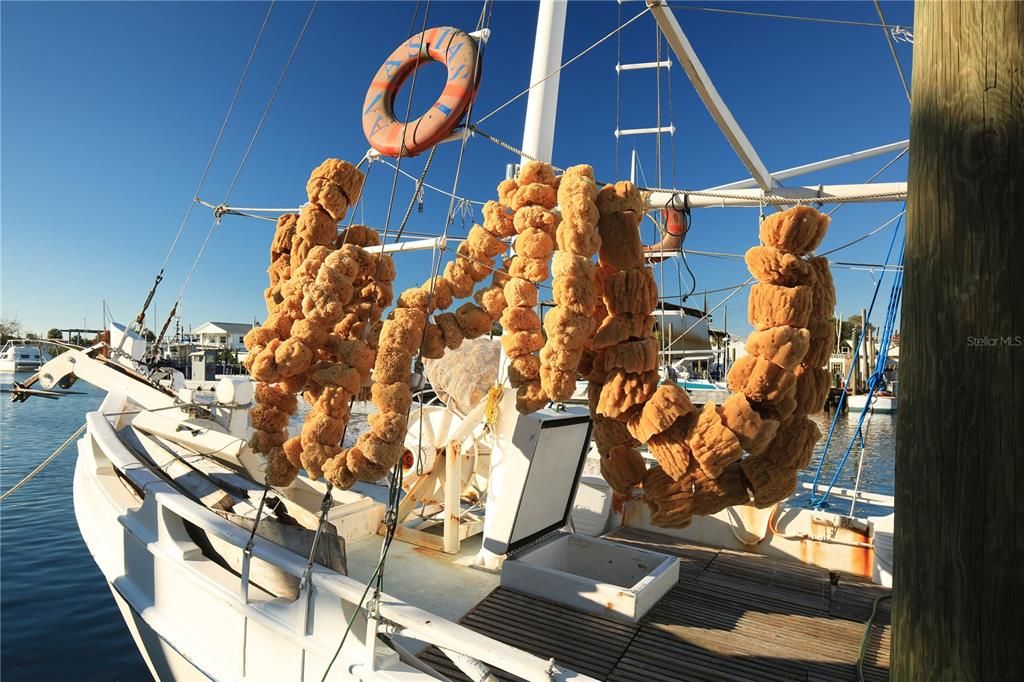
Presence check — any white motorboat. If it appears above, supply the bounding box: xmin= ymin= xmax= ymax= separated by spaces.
xmin=0 ymin=340 xmax=45 ymax=372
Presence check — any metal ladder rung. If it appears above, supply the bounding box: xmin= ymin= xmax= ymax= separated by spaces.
xmin=614 ymin=125 xmax=676 ymax=138
xmin=616 ymin=60 xmax=672 ymax=72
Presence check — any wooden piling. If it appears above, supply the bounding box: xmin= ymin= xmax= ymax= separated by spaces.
xmin=895 ymin=1 xmax=1024 ymax=678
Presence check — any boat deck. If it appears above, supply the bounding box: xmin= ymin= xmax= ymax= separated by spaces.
xmin=420 ymin=527 xmax=891 ymax=681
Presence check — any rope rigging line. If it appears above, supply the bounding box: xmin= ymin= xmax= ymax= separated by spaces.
xmin=872 ymin=0 xmax=911 ymax=103
xmin=666 ymin=4 xmax=912 ymax=32
xmin=438 ymin=0 xmax=492 ymax=236
xmin=614 ymin=0 xmax=623 ymax=177
xmin=1 ymin=423 xmax=88 ymax=502
xmin=665 ymin=277 xmax=755 ymax=350
xmin=374 ymin=155 xmax=486 ymax=206
xmin=392 ymin=144 xmax=438 ymax=242
xmin=820 ymin=210 xmax=904 ymax=256
xmin=157 ymin=1 xmax=276 ymax=276
xmin=827 ymin=146 xmax=909 ymax=218
xmin=172 ymin=0 xmax=319 ymax=311
xmin=122 ymin=1 xmax=276 ymax=341
xmin=474 ymin=5 xmax=652 ymax=125
xmin=808 ymin=209 xmax=905 ymax=508
xmin=321 ymin=2 xmax=453 ymax=676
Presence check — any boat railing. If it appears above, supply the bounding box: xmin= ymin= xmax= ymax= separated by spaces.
xmin=85 ymin=410 xmax=590 ymax=682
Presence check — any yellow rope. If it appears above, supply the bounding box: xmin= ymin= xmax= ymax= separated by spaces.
xmin=484 ymin=384 xmax=504 ymax=429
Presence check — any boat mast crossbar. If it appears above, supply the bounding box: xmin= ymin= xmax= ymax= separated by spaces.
xmin=615 ymin=125 xmax=676 ymax=137
xmin=645 ymin=181 xmax=907 ymax=209
xmin=616 ymin=60 xmax=671 ymax=72
xmin=710 ymin=140 xmax=910 ymax=191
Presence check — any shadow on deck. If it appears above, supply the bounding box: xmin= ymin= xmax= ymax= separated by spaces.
xmin=420 ymin=527 xmax=891 ymax=681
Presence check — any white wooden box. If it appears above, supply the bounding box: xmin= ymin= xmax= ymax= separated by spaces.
xmin=501 ymin=531 xmax=679 ymax=623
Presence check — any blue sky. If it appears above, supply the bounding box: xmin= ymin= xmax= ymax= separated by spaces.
xmin=1 ymin=1 xmax=912 ymax=338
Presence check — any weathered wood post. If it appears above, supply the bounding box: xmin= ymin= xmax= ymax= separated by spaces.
xmin=894 ymin=2 xmax=1023 ymax=679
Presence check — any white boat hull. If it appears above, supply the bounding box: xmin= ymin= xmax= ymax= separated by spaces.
xmin=0 ymin=359 xmax=43 ymax=372
xmin=847 ymin=394 xmax=897 ymax=413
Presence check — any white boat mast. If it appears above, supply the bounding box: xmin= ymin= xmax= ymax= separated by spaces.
xmin=519 ymin=0 xmax=567 ymax=164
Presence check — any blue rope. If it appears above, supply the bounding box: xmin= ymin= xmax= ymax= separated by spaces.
xmin=808 ymin=211 xmax=905 ymax=508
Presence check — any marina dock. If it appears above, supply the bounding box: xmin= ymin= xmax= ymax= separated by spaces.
xmin=422 ymin=528 xmax=891 ymax=681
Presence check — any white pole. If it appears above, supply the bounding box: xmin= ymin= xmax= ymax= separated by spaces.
xmin=519 ymin=0 xmax=567 ymax=164
xmin=644 ymin=181 xmax=908 ymax=209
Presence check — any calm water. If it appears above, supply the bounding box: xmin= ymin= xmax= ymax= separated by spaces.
xmin=804 ymin=409 xmax=896 ymax=499
xmin=0 ymin=375 xmax=895 ymax=680
xmin=1 ymin=376 xmax=150 ymax=680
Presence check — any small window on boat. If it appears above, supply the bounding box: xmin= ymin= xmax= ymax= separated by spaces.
xmin=19 ymin=354 xmax=31 ymax=359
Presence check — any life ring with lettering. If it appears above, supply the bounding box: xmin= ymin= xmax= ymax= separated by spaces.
xmin=362 ymin=26 xmax=482 ymax=158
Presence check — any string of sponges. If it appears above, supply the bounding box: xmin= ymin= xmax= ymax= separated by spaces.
xmin=639 ymin=205 xmax=836 ymax=527
xmin=343 ymin=167 xmax=535 ymax=487
xmin=541 ymin=165 xmax=600 ymax=403
xmin=244 ymin=159 xmax=377 ymax=487
xmin=583 ymin=181 xmax=655 ymax=496
xmin=495 ymin=162 xmax=560 ymax=414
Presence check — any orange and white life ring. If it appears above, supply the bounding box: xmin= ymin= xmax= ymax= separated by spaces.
xmin=362 ymin=26 xmax=482 ymax=158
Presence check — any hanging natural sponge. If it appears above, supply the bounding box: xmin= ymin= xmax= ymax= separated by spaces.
xmin=726 ymin=354 xmax=797 ymax=405
xmin=513 ymin=205 xmax=560 ymax=235
xmin=483 ymin=200 xmax=516 ymax=238
xmin=717 ymin=393 xmax=779 ymax=456
xmin=626 ymin=382 xmax=695 ymax=443
xmin=591 ymin=313 xmax=655 ymax=350
xmin=296 ymin=204 xmax=338 ymax=247
xmin=686 ymin=402 xmax=743 ymax=479
xmin=597 ymin=210 xmax=645 ymax=272
xmin=600 ymin=444 xmax=647 ymax=495
xmin=454 ymin=302 xmax=493 ymax=339
xmin=509 ymin=182 xmax=557 ymax=210
xmin=514 ymin=228 xmax=555 ymax=260
xmin=306 ymin=158 xmax=365 ymax=221
xmin=646 ymin=418 xmax=696 ymax=481
xmin=744 ymin=325 xmax=811 ymax=371
xmin=807 ymin=255 xmax=837 ymax=319
xmin=518 ymin=160 xmax=558 ymax=188
xmin=758 ymin=205 xmax=829 ymax=255
xmin=603 ymin=268 xmax=658 ymax=316
xmin=762 ymin=416 xmax=821 ymax=469
xmin=739 ymin=457 xmax=798 ymax=508
xmin=474 ymin=284 xmax=507 ymax=319
xmin=516 ymin=379 xmax=548 ymax=414
xmin=542 ymin=307 xmax=596 ymax=351
xmin=748 ymin=282 xmax=813 ymax=330
xmin=804 ymin=318 xmax=836 ymax=368
xmin=508 ymin=256 xmax=549 ymax=283
xmin=744 ymin=245 xmax=817 ymax=286
xmin=603 ymin=337 xmax=659 ymax=374
xmin=792 ymin=364 xmax=831 ymax=416
xmin=503 ymin=278 xmax=538 ymax=308
xmin=642 ymin=466 xmax=695 ymax=529
xmin=596 ymin=180 xmax=645 ymax=217
xmin=539 ymin=364 xmax=577 ymax=402
xmin=467 ymin=224 xmax=507 ymax=259
xmin=597 ymin=368 xmax=659 ymax=420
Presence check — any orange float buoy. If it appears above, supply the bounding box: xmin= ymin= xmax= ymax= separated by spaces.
xmin=362 ymin=27 xmax=482 ymax=158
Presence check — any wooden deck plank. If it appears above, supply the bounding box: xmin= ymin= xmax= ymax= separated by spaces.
xmin=417 ymin=530 xmax=890 ymax=681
